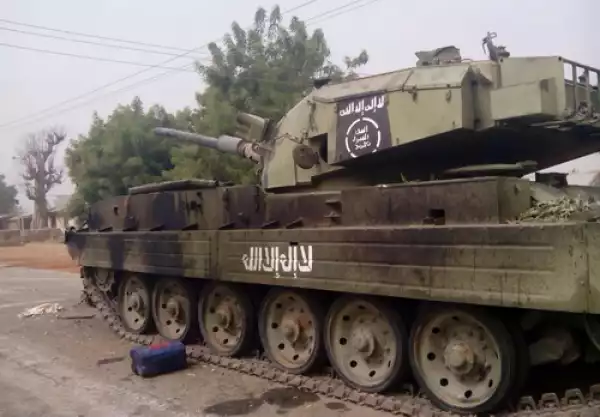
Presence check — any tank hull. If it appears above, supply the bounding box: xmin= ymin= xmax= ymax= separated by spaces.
xmin=65 ymin=176 xmax=600 ymax=415
xmin=71 ymin=222 xmax=597 ymax=314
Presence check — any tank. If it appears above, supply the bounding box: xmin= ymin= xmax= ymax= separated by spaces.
xmin=64 ymin=32 xmax=600 ymax=415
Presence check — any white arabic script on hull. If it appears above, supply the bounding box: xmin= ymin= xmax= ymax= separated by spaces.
xmin=241 ymin=245 xmax=313 ymax=279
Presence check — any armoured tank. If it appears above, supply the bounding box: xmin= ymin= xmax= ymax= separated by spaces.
xmin=65 ymin=32 xmax=600 ymax=415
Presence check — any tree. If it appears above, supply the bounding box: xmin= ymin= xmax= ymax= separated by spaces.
xmin=0 ymin=173 xmax=18 ymax=215
xmin=67 ymin=6 xmax=371 ymax=211
xmin=14 ymin=128 xmax=65 ymax=228
xmin=64 ymin=97 xmax=179 ymax=213
xmin=197 ymin=5 xmax=368 ymax=127
xmin=164 ymin=5 xmax=369 ymax=182
xmin=162 ymin=107 xmax=259 ymax=185
xmin=64 ymin=192 xmax=87 ymax=225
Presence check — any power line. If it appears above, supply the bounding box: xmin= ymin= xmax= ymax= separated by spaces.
xmin=0 ymin=17 xmax=201 ymax=54
xmin=304 ymin=0 xmax=366 ymax=22
xmin=307 ymin=0 xmax=384 ymax=25
xmin=0 ymin=0 xmax=322 ymax=131
xmin=282 ymin=0 xmax=321 ymax=14
xmin=1 ymin=0 xmax=380 ymax=130
xmin=18 ymin=63 xmax=198 ymax=128
xmin=0 ymin=26 xmax=208 ymax=58
xmin=0 ymin=42 xmax=202 ymax=71
xmin=5 ymin=64 xmax=320 ymax=130
xmin=0 ymin=42 xmax=213 ymax=130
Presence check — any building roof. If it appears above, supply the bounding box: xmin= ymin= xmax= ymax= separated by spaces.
xmin=0 ymin=195 xmax=71 ymax=221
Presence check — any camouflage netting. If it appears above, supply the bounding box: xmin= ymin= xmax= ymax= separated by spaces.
xmin=517 ymin=197 xmax=599 ymax=222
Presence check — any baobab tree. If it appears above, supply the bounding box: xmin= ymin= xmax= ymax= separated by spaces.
xmin=14 ymin=128 xmax=66 ymax=229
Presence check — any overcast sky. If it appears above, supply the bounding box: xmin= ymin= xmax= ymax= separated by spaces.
xmin=1 ymin=0 xmax=598 ymax=212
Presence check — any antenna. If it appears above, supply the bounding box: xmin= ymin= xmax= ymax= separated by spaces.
xmin=482 ymin=31 xmax=511 ymax=61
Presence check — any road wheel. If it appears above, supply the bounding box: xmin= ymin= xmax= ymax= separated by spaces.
xmin=198 ymin=282 xmax=255 ymax=356
xmin=152 ymin=277 xmax=197 ymax=342
xmin=117 ymin=274 xmax=154 ymax=334
xmin=409 ymin=303 xmax=517 ymax=414
xmin=324 ymin=295 xmax=409 ymax=392
xmin=259 ymin=288 xmax=324 ymax=374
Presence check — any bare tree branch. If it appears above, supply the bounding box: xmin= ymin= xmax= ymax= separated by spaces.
xmin=14 ymin=127 xmax=67 ymax=228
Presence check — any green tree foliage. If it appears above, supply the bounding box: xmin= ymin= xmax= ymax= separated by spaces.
xmin=198 ymin=5 xmax=368 ymax=127
xmin=66 ymin=5 xmax=370 ymax=214
xmin=0 ymin=173 xmax=18 ymax=215
xmin=162 ymin=107 xmax=259 ymax=185
xmin=164 ymin=5 xmax=369 ymax=182
xmin=64 ymin=97 xmax=179 ymax=216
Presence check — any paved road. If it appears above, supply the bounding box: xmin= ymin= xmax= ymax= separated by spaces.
xmin=0 ymin=265 xmax=386 ymax=417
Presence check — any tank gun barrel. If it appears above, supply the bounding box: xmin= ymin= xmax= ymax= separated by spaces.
xmin=153 ymin=127 xmax=263 ymax=163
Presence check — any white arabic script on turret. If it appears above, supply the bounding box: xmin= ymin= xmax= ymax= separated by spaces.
xmin=351 ymin=125 xmax=371 ymax=150
xmin=241 ymin=245 xmax=313 ymax=279
xmin=338 ymin=95 xmax=385 ymax=117
xmin=344 ymin=116 xmax=381 ymax=158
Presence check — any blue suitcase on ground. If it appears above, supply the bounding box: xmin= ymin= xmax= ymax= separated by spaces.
xmin=130 ymin=341 xmax=187 ymax=377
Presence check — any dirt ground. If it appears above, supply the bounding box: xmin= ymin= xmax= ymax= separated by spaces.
xmin=0 ymin=245 xmax=374 ymax=416
xmin=0 ymin=242 xmax=79 ymax=273
xmin=0 ymin=264 xmax=384 ymax=417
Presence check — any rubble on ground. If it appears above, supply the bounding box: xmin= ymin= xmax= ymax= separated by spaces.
xmin=18 ymin=302 xmax=64 ymax=318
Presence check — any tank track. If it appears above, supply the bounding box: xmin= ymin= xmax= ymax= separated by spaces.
xmin=81 ymin=272 xmax=600 ymax=417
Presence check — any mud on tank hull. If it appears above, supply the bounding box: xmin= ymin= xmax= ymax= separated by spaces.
xmin=65 ymin=176 xmax=600 ymax=415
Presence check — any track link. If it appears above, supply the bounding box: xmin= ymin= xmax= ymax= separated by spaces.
xmin=82 ymin=274 xmax=600 ymax=417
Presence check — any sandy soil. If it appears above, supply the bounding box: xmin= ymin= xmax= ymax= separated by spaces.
xmin=0 ymin=242 xmax=79 ymax=273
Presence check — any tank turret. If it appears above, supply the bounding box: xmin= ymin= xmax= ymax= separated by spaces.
xmin=161 ymin=33 xmax=600 ymax=193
